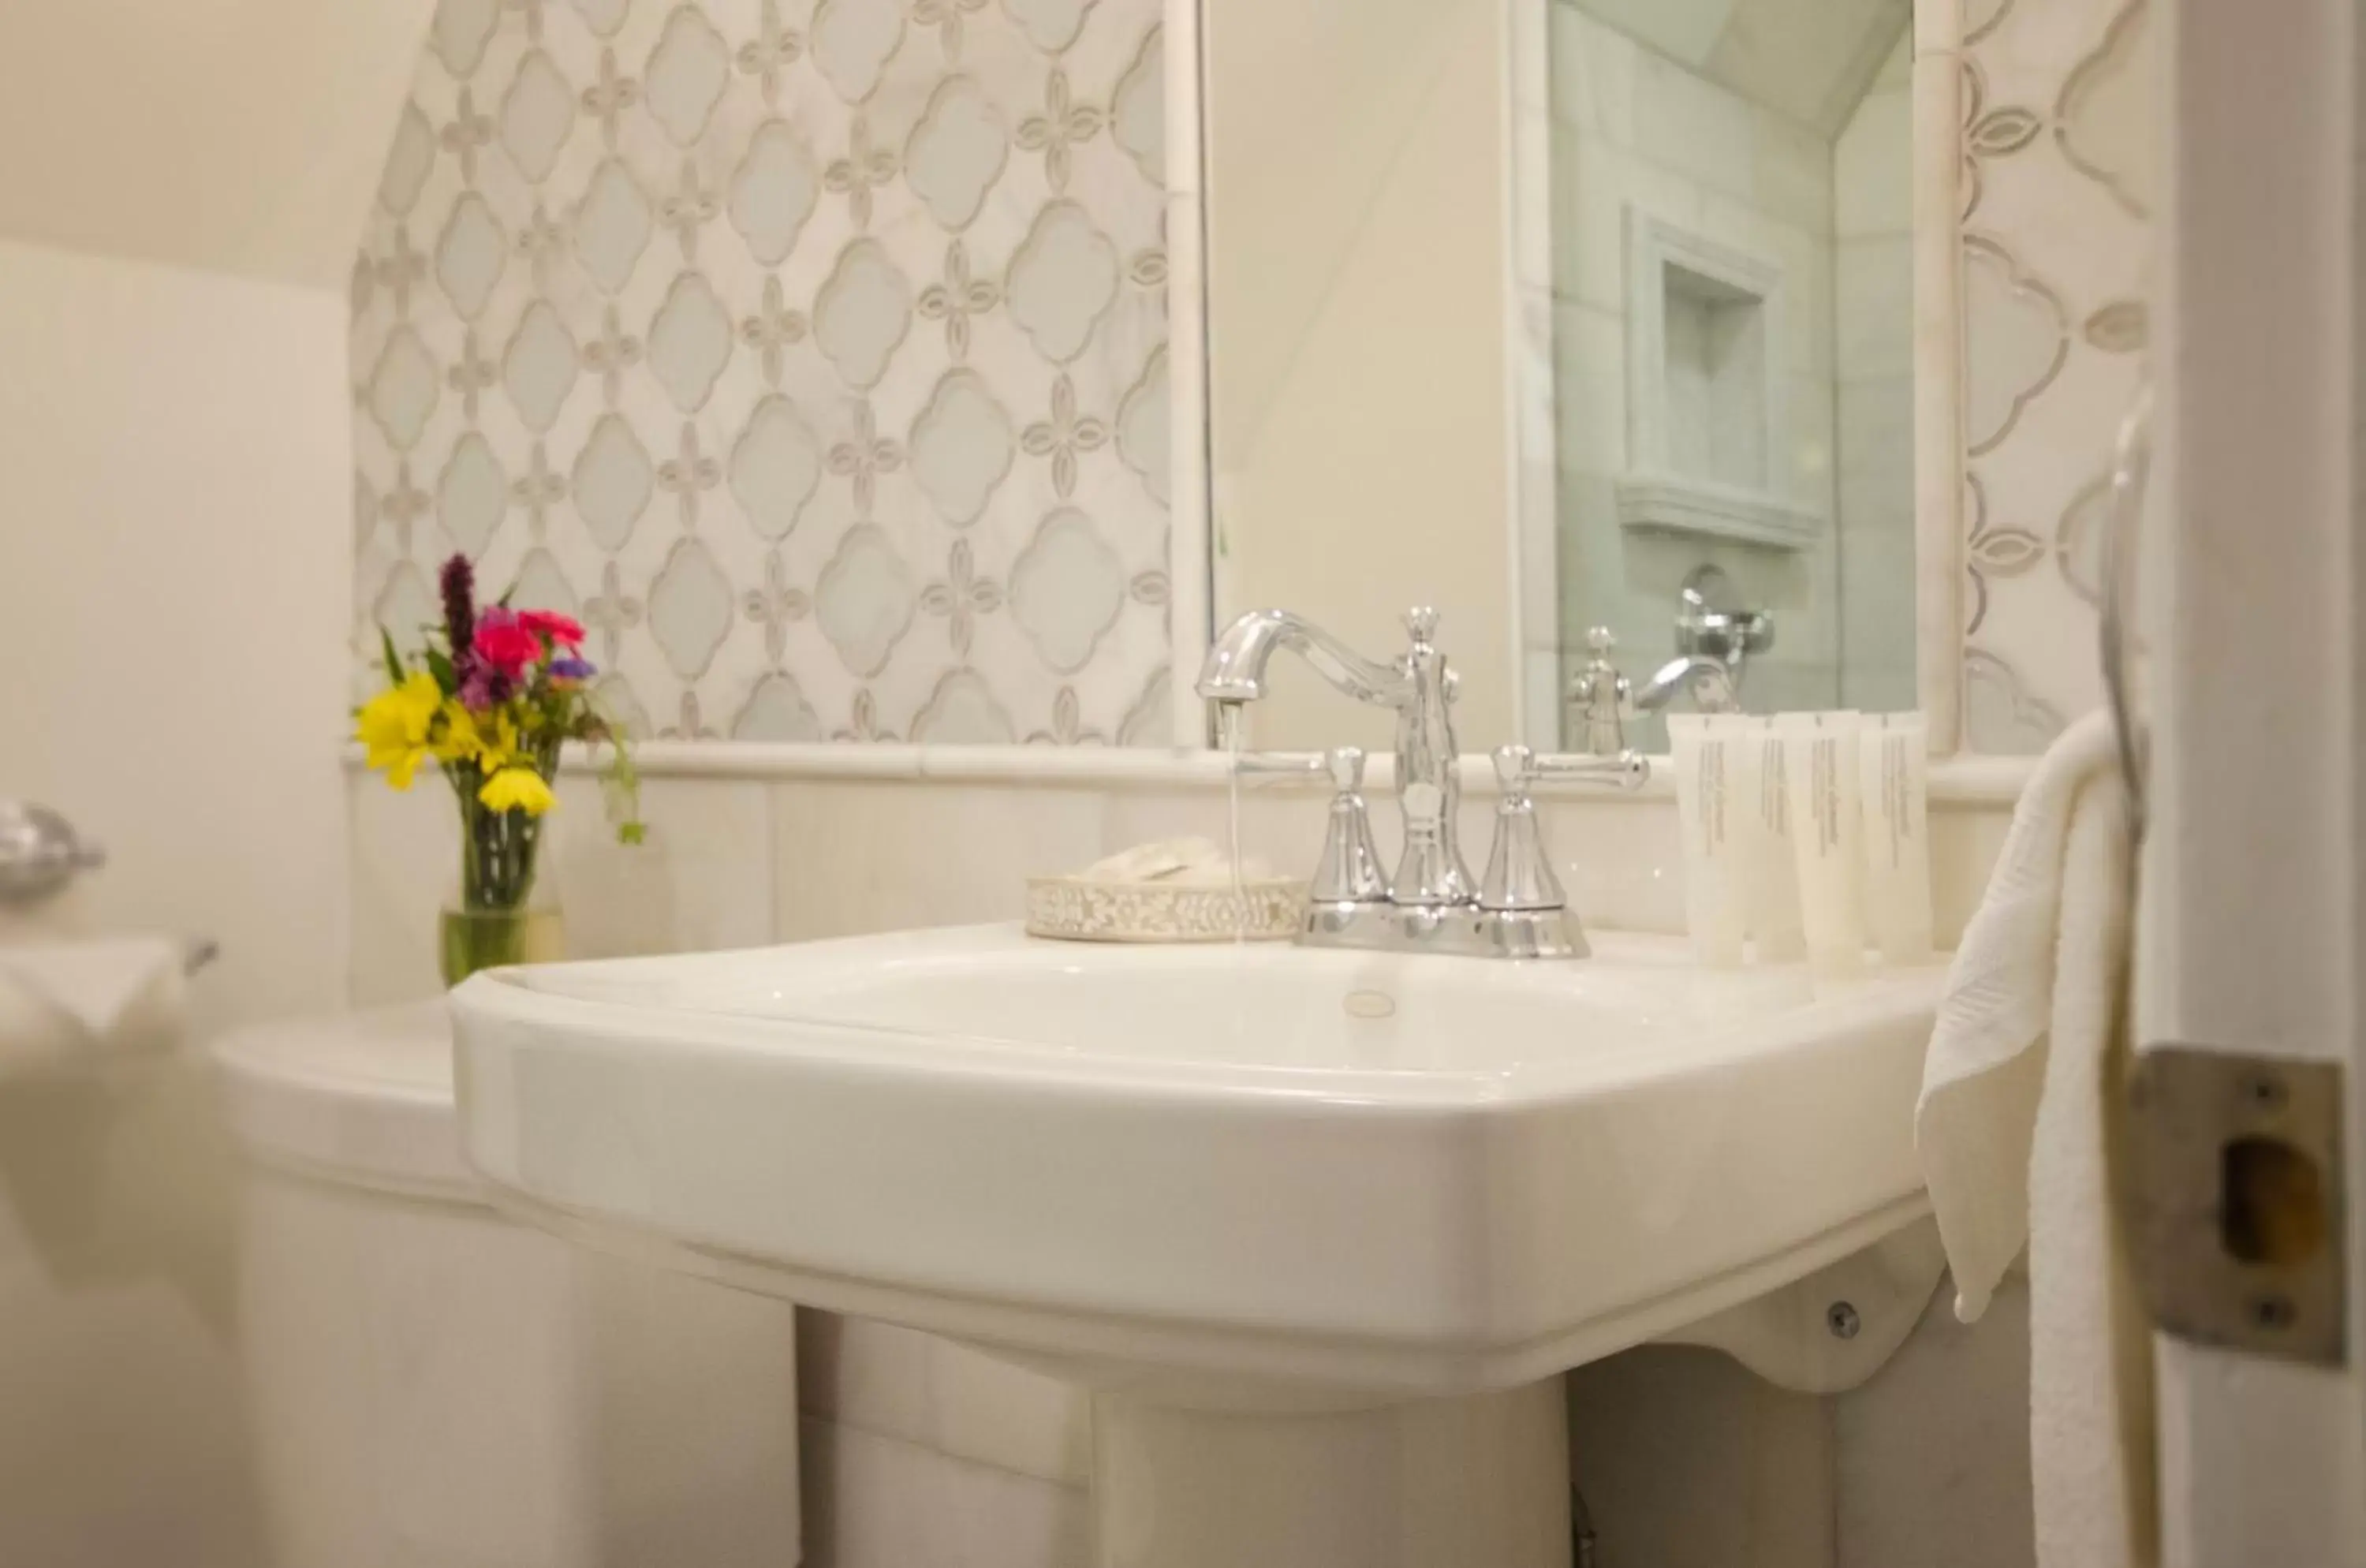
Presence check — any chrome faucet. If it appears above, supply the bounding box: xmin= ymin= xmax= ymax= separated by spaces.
xmin=1569 ymin=629 xmax=1741 ymax=756
xmin=1200 ymin=606 xmax=1471 ymax=904
xmin=1200 ymin=607 xmax=1647 ymax=959
xmin=1570 ymin=567 xmax=1770 ymax=751
xmin=1633 ymin=654 xmax=1741 ymax=716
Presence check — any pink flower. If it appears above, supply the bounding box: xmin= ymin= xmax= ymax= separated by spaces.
xmin=520 ymin=610 xmax=586 ymax=648
xmin=472 ymin=610 xmax=542 ymax=676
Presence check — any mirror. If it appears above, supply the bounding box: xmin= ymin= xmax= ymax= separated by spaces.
xmin=1200 ymin=0 xmax=1924 ymax=752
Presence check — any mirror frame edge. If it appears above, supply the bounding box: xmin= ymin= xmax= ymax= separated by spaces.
xmin=1165 ymin=0 xmax=1216 ymax=748
xmin=1910 ymin=0 xmax=1967 ymax=756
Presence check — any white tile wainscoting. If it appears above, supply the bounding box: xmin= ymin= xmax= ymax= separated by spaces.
xmin=349 ymin=749 xmax=2034 ymax=1568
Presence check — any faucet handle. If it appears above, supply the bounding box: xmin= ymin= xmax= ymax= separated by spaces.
xmin=1236 ymin=749 xmax=1328 ymax=781
xmin=1492 ymin=743 xmax=1651 ymax=801
xmin=1322 ymin=745 xmax=1365 ymax=791
xmin=1479 ymin=745 xmax=1650 ymax=915
xmin=1569 ymin=628 xmax=1633 ymax=756
xmin=1480 ymin=748 xmax=1565 ymax=913
xmin=1491 ymin=743 xmax=1536 ymax=793
xmin=1308 ymin=748 xmax=1386 ymax=905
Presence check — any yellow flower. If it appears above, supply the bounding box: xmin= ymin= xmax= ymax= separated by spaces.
xmin=356 ymin=672 xmax=442 ymax=790
xmin=431 ymin=700 xmax=482 ymax=764
xmin=474 ymin=710 xmax=521 ymax=772
xmin=479 ymin=766 xmax=555 ymax=816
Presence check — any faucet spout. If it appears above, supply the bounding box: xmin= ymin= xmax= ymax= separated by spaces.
xmin=1200 ymin=607 xmax=1468 ymax=906
xmin=1196 ymin=609 xmax=1416 ymax=710
xmin=1633 ymin=655 xmax=1740 ymax=715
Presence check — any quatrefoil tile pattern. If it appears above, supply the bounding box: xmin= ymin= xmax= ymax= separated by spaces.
xmin=1957 ymin=0 xmax=2153 ymax=752
xmin=354 ymin=0 xmax=1174 ymax=745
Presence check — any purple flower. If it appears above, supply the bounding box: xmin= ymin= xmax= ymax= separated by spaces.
xmin=458 ymin=668 xmax=506 ymax=712
xmin=438 ymin=554 xmax=476 ymax=668
xmin=550 ymin=656 xmax=595 ymax=681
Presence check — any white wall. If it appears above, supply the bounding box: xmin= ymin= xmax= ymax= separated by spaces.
xmin=0 ymin=239 xmax=356 ymax=1025
xmin=1206 ymin=0 xmax=1518 ymax=751
xmin=0 ymin=0 xmax=427 ymax=288
xmin=0 ymin=233 xmax=357 ymax=1567
xmin=0 ymin=6 xmax=424 ymax=1559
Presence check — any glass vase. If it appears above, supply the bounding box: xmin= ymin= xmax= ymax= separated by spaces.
xmin=439 ymin=748 xmax=563 ymax=987
xmin=438 ymin=900 xmax=565 ymax=987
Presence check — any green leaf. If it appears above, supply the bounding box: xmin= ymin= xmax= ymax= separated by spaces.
xmin=379 ymin=628 xmax=405 ymax=686
xmin=423 ymin=647 xmax=457 ymax=695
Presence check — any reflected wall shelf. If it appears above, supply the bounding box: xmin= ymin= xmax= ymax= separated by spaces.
xmin=1621 ymin=205 xmax=1826 ymax=553
xmin=1615 ymin=472 xmax=1824 ymax=551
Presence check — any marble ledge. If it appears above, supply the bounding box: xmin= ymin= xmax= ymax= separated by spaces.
xmin=341 ymin=743 xmax=2035 ymax=805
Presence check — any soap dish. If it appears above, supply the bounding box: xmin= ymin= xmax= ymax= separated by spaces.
xmin=1024 ymin=875 xmax=1306 ymax=943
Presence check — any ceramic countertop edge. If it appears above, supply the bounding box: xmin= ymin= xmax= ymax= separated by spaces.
xmin=339 ymin=742 xmax=2036 ymax=805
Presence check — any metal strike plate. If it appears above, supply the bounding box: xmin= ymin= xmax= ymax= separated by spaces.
xmin=2124 ymin=1047 xmax=2346 ymax=1366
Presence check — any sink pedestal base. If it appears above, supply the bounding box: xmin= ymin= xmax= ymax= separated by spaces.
xmin=1092 ymin=1379 xmax=1571 ymax=1568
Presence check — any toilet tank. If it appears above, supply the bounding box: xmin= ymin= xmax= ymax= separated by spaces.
xmin=215 ymin=1003 xmax=802 ymax=1568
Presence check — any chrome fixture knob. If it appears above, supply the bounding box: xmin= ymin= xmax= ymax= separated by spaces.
xmin=1323 ymin=745 xmax=1364 ymax=793
xmin=0 ymin=801 xmax=106 ymax=907
xmin=1569 ymin=627 xmax=1633 ymax=756
xmin=1480 ymin=745 xmax=1651 ymax=926
xmin=1309 ymin=747 xmax=1386 ymax=906
xmin=1676 ymin=566 xmax=1775 ymax=663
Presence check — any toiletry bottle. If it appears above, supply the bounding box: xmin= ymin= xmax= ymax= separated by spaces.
xmin=1736 ymin=716 xmax=1805 ymax=962
xmin=1859 ymin=712 xmax=1934 ymax=964
xmin=1668 ymin=714 xmax=1745 ymax=966
xmin=1779 ymin=711 xmax=1866 ymax=982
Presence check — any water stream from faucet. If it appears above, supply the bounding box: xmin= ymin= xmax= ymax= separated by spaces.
xmin=1217 ymin=701 xmax=1247 ymax=942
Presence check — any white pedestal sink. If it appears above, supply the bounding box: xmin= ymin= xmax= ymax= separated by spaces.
xmin=452 ymin=927 xmax=1945 ymax=1568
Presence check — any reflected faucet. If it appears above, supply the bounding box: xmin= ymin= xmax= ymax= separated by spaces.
xmin=1569 ymin=567 xmax=1771 ymax=753
xmin=1633 ymin=655 xmax=1741 ymax=716
xmin=1199 ymin=607 xmax=1646 ymax=959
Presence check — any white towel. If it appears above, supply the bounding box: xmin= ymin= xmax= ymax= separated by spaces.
xmin=0 ymin=936 xmax=188 ymax=1071
xmin=1916 ymin=710 xmax=2153 ymax=1568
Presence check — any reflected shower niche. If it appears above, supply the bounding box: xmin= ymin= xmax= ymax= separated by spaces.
xmin=1618 ymin=210 xmax=1821 ymax=551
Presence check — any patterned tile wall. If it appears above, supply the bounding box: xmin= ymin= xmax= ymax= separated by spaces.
xmin=353 ymin=0 xmax=1174 ymax=745
xmin=1957 ymin=0 xmax=2152 ymax=752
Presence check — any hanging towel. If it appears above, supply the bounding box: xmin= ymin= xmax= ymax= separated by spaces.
xmin=0 ymin=936 xmax=188 ymax=1073
xmin=1916 ymin=709 xmax=2153 ymax=1568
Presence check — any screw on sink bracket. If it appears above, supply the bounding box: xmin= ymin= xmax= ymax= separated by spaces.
xmin=1826 ymin=1301 xmax=1861 ymax=1340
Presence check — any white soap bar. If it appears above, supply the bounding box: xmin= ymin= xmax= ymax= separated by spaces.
xmin=1079 ymin=838 xmax=1275 ymax=886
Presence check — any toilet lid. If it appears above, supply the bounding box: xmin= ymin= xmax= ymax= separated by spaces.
xmin=212 ymin=1002 xmax=479 ymax=1199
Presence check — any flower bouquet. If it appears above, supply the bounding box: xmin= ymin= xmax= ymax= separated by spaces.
xmin=358 ymin=554 xmax=641 ymax=985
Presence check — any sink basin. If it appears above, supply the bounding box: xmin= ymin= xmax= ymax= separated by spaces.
xmin=452 ymin=925 xmax=1945 ymax=1568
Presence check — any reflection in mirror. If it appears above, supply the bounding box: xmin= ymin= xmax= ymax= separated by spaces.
xmin=1201 ymin=0 xmax=1921 ymax=752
